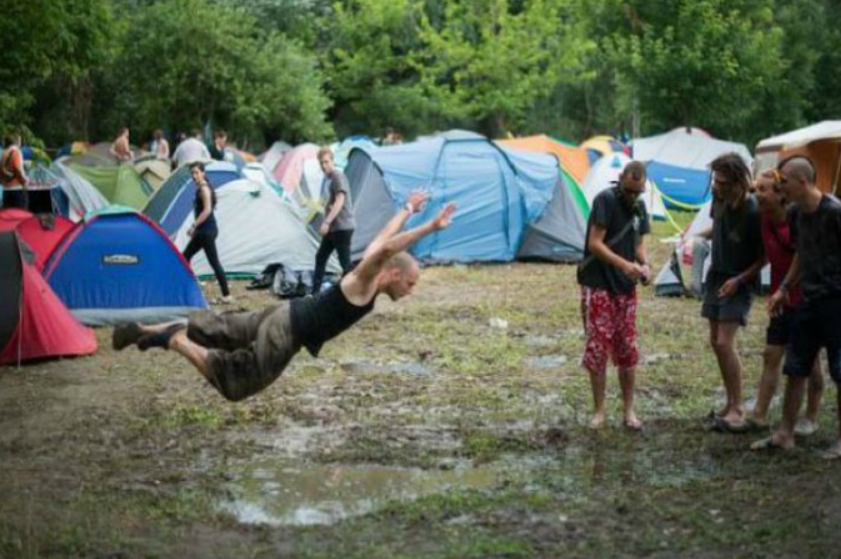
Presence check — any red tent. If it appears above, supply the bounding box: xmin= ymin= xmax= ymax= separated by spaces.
xmin=0 ymin=209 xmax=74 ymax=271
xmin=0 ymin=231 xmax=97 ymax=365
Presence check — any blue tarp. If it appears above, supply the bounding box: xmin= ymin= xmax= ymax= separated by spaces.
xmin=347 ymin=131 xmax=557 ymax=263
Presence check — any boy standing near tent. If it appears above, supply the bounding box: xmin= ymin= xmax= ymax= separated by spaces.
xmin=752 ymin=157 xmax=841 ymax=458
xmin=1 ymin=134 xmax=29 ymax=209
xmin=746 ymin=170 xmax=823 ymax=433
xmin=577 ymin=161 xmax=651 ymax=430
xmin=702 ymin=154 xmax=764 ymax=432
xmin=312 ymin=146 xmax=355 ymax=294
xmin=112 ymin=193 xmax=455 ymax=402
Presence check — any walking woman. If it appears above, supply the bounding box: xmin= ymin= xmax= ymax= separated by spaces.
xmin=183 ymin=162 xmax=232 ymax=304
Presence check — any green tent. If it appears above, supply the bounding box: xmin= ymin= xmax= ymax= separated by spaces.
xmin=67 ymin=163 xmax=153 ymax=210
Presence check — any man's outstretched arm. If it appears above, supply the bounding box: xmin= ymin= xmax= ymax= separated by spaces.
xmin=363 ymin=192 xmax=430 ymax=259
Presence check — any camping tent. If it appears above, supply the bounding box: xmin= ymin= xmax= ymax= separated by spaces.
xmin=331 ymin=136 xmax=377 ymax=171
xmin=66 ymin=162 xmax=154 ymax=210
xmin=631 ymin=127 xmax=753 ymax=209
xmin=43 ymin=206 xmax=207 ymax=326
xmin=273 ymin=143 xmax=326 ymax=218
xmin=755 ymin=121 xmax=841 ymax=195
xmin=497 ymin=135 xmax=591 ymax=216
xmin=580 ymin=153 xmax=668 ymax=221
xmin=143 ymin=161 xmax=240 ymax=235
xmin=172 ymin=179 xmax=339 ymax=277
xmin=0 ymin=231 xmax=97 ymax=365
xmin=0 ymin=209 xmax=75 ymax=271
xmin=260 ymin=141 xmax=293 ymax=177
xmin=49 ymin=162 xmax=109 ymax=221
xmin=344 ymin=130 xmax=556 ymax=263
xmin=134 ymin=157 xmax=171 ymax=191
xmin=580 ymin=136 xmax=626 ymax=165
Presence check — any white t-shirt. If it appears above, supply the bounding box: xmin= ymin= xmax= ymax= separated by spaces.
xmin=172 ymin=138 xmax=211 ymax=168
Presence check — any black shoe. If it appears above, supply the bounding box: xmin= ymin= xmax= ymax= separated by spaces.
xmin=137 ymin=324 xmax=187 ymax=352
xmin=112 ymin=322 xmax=144 ymax=351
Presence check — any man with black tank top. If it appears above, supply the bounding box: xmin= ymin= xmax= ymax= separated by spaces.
xmin=112 ymin=192 xmax=456 ymax=402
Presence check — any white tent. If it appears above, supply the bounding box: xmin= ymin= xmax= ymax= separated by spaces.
xmin=173 ymin=178 xmax=339 ymax=277
xmin=260 ymin=141 xmax=293 ymax=176
xmin=580 ymin=153 xmax=667 ymax=220
xmin=50 ymin=162 xmax=109 ymax=221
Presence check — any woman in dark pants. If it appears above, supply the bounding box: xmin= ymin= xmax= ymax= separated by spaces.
xmin=183 ymin=162 xmax=232 ymax=304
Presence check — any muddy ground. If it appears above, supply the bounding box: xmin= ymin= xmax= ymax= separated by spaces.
xmin=2 ymin=222 xmax=841 ymax=558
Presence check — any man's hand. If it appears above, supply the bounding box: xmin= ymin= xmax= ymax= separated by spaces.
xmin=432 ymin=203 xmax=456 ymax=230
xmin=320 ymin=222 xmax=330 ymax=236
xmin=406 ymin=191 xmax=430 ymax=213
xmin=188 ymin=224 xmax=196 ymax=238
xmin=621 ymin=261 xmax=645 ymax=282
xmin=767 ymin=290 xmax=788 ymax=317
xmin=717 ymin=277 xmax=740 ymax=299
xmin=640 ymin=264 xmax=652 ymax=286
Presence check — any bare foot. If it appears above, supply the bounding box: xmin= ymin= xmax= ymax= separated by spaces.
xmin=720 ymin=409 xmax=745 ymax=425
xmin=589 ymin=412 xmax=606 ymax=430
xmin=750 ymin=432 xmax=795 ymax=451
xmin=623 ymin=414 xmax=643 ymax=431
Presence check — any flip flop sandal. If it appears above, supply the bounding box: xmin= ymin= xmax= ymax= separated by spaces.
xmin=712 ymin=416 xmax=750 ymax=434
xmin=750 ymin=437 xmax=791 ymax=451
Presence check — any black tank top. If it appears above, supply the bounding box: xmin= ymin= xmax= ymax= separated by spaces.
xmin=194 ymin=184 xmax=218 ymax=234
xmin=290 ymin=284 xmax=375 ymax=357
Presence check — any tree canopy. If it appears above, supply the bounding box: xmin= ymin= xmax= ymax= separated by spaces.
xmin=1 ymin=0 xmax=839 ymax=149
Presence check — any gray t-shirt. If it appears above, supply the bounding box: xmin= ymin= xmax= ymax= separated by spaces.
xmin=789 ymin=194 xmax=841 ymax=303
xmin=326 ymin=170 xmax=355 ymax=232
xmin=709 ymin=195 xmax=763 ymax=278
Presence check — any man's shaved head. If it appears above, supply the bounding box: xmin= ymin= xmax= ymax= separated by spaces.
xmin=780 ymin=156 xmax=816 ymax=185
xmin=385 ymin=251 xmax=418 ymax=273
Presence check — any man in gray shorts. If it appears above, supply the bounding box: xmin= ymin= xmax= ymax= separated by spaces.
xmin=113 ymin=192 xmax=455 ymax=401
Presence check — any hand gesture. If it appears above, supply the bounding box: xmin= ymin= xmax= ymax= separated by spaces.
xmin=717 ymin=277 xmax=740 ymax=299
xmin=406 ymin=191 xmax=430 ymax=214
xmin=622 ymin=261 xmax=645 ymax=282
xmin=767 ymin=290 xmax=787 ymax=317
xmin=432 ymin=203 xmax=456 ymax=230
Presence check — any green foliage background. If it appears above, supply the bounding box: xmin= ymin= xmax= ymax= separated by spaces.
xmin=1 ymin=0 xmax=839 ymax=149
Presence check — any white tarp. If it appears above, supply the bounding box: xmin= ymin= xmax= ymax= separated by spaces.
xmin=580 ymin=153 xmax=667 ymax=220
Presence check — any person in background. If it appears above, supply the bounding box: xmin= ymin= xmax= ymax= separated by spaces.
xmin=110 ymin=127 xmax=133 ymax=162
xmin=701 ymin=153 xmax=764 ymax=433
xmin=752 ymin=157 xmax=841 ymax=458
xmin=312 ymin=146 xmax=356 ymax=294
xmin=182 ymin=162 xmax=232 ymax=304
xmin=577 ymin=161 xmax=651 ymax=430
xmin=1 ymin=133 xmax=29 ymax=209
xmin=746 ymin=170 xmax=823 ymax=434
xmin=209 ymin=130 xmax=227 ymax=162
xmin=151 ymin=129 xmax=170 ymax=160
xmin=172 ymin=129 xmax=211 ymax=169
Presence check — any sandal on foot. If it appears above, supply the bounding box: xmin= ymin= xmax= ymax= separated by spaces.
xmin=750 ymin=436 xmax=792 ymax=452
xmin=712 ymin=416 xmax=750 ymax=434
xmin=137 ymin=324 xmax=186 ymax=352
xmin=112 ymin=322 xmax=144 ymax=351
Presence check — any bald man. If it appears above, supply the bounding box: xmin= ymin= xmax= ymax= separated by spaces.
xmin=752 ymin=157 xmax=841 ymax=457
xmin=113 ymin=192 xmax=455 ymax=402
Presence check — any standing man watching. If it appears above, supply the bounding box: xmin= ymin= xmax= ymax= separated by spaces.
xmin=752 ymin=157 xmax=841 ymax=458
xmin=1 ymin=134 xmax=29 ymax=209
xmin=577 ymin=161 xmax=651 ymax=430
xmin=312 ymin=146 xmax=355 ymax=294
xmin=209 ymin=130 xmax=228 ymax=162
xmin=172 ymin=129 xmax=212 ymax=169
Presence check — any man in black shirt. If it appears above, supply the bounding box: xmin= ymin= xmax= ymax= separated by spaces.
xmin=577 ymin=161 xmax=651 ymax=430
xmin=113 ymin=193 xmax=455 ymax=402
xmin=753 ymin=157 xmax=841 ymax=457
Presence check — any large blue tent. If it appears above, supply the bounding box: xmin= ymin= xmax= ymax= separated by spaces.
xmin=345 ymin=130 xmax=576 ymax=263
xmin=43 ymin=206 xmax=207 ymax=325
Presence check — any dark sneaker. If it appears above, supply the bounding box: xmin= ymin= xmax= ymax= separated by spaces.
xmin=137 ymin=324 xmax=187 ymax=352
xmin=112 ymin=322 xmax=144 ymax=351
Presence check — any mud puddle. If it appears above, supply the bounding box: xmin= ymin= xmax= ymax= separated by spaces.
xmin=219 ymin=460 xmax=496 ymax=526
xmin=340 ymin=359 xmax=434 ymax=377
xmin=525 ymin=355 xmax=568 ymax=369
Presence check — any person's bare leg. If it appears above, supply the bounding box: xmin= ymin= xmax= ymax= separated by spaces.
xmin=589 ymin=367 xmax=607 ymax=429
xmin=708 ymin=321 xmax=728 ymax=418
xmin=804 ymin=358 xmax=825 ymax=424
xmin=618 ymin=368 xmax=641 ymax=429
xmin=712 ymin=322 xmax=744 ymax=423
xmin=750 ymin=345 xmax=784 ymax=425
xmin=140 ymin=320 xmax=188 ymax=335
xmin=168 ymin=330 xmax=211 ymax=380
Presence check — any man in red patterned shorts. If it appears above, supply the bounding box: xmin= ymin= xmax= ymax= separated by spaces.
xmin=577 ymin=161 xmax=651 ymax=430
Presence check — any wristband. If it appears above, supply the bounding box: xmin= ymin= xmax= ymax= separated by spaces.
xmin=404 ymin=203 xmax=414 ymax=214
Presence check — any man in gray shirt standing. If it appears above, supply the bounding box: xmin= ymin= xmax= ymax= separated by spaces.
xmin=312 ymin=146 xmax=355 ymax=294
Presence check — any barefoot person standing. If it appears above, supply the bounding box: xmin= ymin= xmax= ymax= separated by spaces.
xmin=746 ymin=170 xmax=823 ymax=433
xmin=577 ymin=161 xmax=651 ymax=430
xmin=752 ymin=157 xmax=841 ymax=457
xmin=113 ymin=193 xmax=455 ymax=402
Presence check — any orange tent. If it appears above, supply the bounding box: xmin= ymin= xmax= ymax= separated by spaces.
xmin=498 ymin=135 xmax=591 ymax=187
xmin=756 ymin=121 xmax=841 ymax=195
